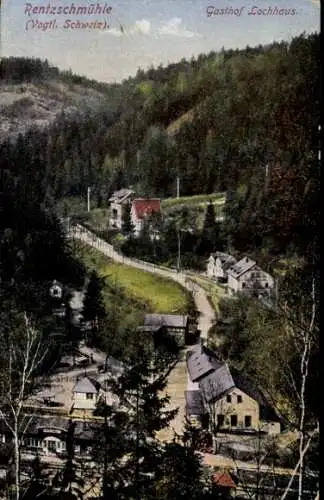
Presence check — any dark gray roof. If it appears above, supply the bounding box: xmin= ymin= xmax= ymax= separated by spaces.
xmin=215 ymin=252 xmax=237 ymax=266
xmin=187 ymin=344 xmax=224 ymax=383
xmin=185 ymin=343 xmax=280 ymax=423
xmin=199 ymin=363 xmax=235 ymax=404
xmin=0 ymin=415 xmax=100 ymax=440
xmin=73 ymin=377 xmax=99 ymax=394
xmin=185 ymin=390 xmax=205 ymax=415
xmin=227 ymin=257 xmax=256 ymax=278
xmin=136 ymin=325 xmax=165 ymax=334
xmin=109 ymin=188 xmax=134 ymax=203
xmin=144 ymin=314 xmax=188 ymax=329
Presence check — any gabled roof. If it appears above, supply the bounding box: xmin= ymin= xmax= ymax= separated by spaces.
xmin=213 ymin=471 xmax=237 ymax=489
xmin=136 ymin=325 xmax=164 ymax=334
xmin=144 ymin=314 xmax=188 ymax=329
xmin=132 ymin=198 xmax=161 ymax=220
xmin=109 ymin=188 xmax=134 ymax=204
xmin=215 ymin=253 xmax=237 ymax=269
xmin=73 ymin=377 xmax=99 ymax=394
xmin=199 ymin=363 xmax=235 ymax=403
xmin=227 ymin=256 xmax=256 ymax=278
xmin=187 ymin=344 xmax=224 ymax=383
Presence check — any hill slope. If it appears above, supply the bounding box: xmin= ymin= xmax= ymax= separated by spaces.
xmin=0 ymin=81 xmax=109 ymax=141
xmin=0 ymin=57 xmax=127 ymax=141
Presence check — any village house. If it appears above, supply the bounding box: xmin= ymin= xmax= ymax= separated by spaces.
xmin=207 ymin=252 xmax=237 ymax=283
xmin=108 ymin=188 xmax=135 ymax=229
xmin=72 ymin=376 xmax=101 ymax=411
xmin=130 ymin=198 xmax=161 ymax=237
xmin=227 ymin=257 xmax=274 ymax=297
xmin=0 ymin=416 xmax=99 ymax=458
xmin=71 ymin=374 xmax=121 ymax=413
xmin=212 ymin=470 xmax=238 ymax=498
xmin=186 ymin=344 xmax=281 ymax=435
xmin=143 ymin=313 xmax=190 ymax=347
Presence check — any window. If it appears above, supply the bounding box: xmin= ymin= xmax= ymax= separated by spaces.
xmin=230 ymin=415 xmax=238 ymax=427
xmin=217 ymin=414 xmax=225 ymax=427
xmin=86 ymin=393 xmax=94 ymax=400
xmin=237 ymin=395 xmax=242 ymax=403
xmin=245 ymin=415 xmax=252 ymax=427
xmin=265 ymin=283 xmax=269 ymax=288
xmin=242 ymin=282 xmax=246 ymax=288
xmin=226 ymin=394 xmax=231 ymax=403
xmin=47 ymin=440 xmax=57 ymax=452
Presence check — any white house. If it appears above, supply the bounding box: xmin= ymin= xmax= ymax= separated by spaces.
xmin=72 ymin=377 xmax=100 ymax=411
xmin=227 ymin=257 xmax=274 ymax=296
xmin=130 ymin=198 xmax=161 ymax=236
xmin=108 ymin=188 xmax=135 ymax=229
xmin=72 ymin=374 xmax=120 ymax=413
xmin=207 ymin=252 xmax=237 ymax=282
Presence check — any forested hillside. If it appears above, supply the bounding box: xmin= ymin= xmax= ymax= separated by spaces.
xmin=1 ymin=34 xmax=320 ymax=270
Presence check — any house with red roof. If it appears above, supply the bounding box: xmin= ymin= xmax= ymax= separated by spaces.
xmin=131 ymin=198 xmax=161 ymax=236
xmin=212 ymin=470 xmax=238 ymax=497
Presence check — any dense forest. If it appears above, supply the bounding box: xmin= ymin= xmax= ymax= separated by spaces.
xmin=1 ymin=33 xmax=320 ymax=267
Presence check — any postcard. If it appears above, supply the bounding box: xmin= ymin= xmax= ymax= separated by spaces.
xmin=0 ymin=1 xmax=320 ymax=498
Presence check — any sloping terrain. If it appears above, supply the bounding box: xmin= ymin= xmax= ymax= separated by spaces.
xmin=0 ymin=80 xmax=110 ymax=141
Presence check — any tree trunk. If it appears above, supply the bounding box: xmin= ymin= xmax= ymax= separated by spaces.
xmin=14 ymin=418 xmax=20 ymax=500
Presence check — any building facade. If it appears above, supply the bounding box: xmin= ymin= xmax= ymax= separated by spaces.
xmin=108 ymin=189 xmax=135 ymax=229
xmin=186 ymin=344 xmax=280 ymax=434
xmin=130 ymin=198 xmax=161 ymax=236
xmin=143 ymin=313 xmax=189 ymax=346
xmin=207 ymin=252 xmax=237 ymax=282
xmin=227 ymin=257 xmax=274 ymax=296
xmin=72 ymin=376 xmax=100 ymax=411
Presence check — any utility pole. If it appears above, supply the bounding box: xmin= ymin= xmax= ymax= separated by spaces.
xmin=176 ymin=176 xmax=180 ymax=199
xmin=264 ymin=164 xmax=269 ymax=193
xmin=318 ymin=124 xmax=321 ymax=163
xmin=87 ymin=186 xmax=91 ymax=213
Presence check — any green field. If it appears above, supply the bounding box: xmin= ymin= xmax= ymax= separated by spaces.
xmin=74 ymin=242 xmax=190 ymax=314
xmin=103 ymin=262 xmax=189 ymax=314
xmin=161 ymin=192 xmax=226 ymax=210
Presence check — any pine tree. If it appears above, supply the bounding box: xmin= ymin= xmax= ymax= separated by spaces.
xmin=91 ymin=343 xmax=178 ymax=500
xmin=196 ymin=201 xmax=222 ymax=256
xmin=114 ymin=355 xmax=177 ymax=499
xmin=122 ymin=201 xmax=135 ymax=236
xmin=82 ymin=270 xmax=105 ymax=340
xmin=51 ymin=420 xmax=86 ymax=500
xmin=155 ymin=441 xmax=212 ymax=499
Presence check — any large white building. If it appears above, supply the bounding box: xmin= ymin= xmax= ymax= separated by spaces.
xmin=227 ymin=257 xmax=275 ymax=296
xmin=207 ymin=252 xmax=237 ymax=282
xmin=108 ymin=188 xmax=135 ymax=230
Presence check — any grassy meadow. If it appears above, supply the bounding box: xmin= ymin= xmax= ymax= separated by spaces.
xmin=74 ymin=242 xmax=190 ymax=314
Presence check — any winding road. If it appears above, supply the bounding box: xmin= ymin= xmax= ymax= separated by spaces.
xmin=69 ymin=224 xmax=216 ymax=440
